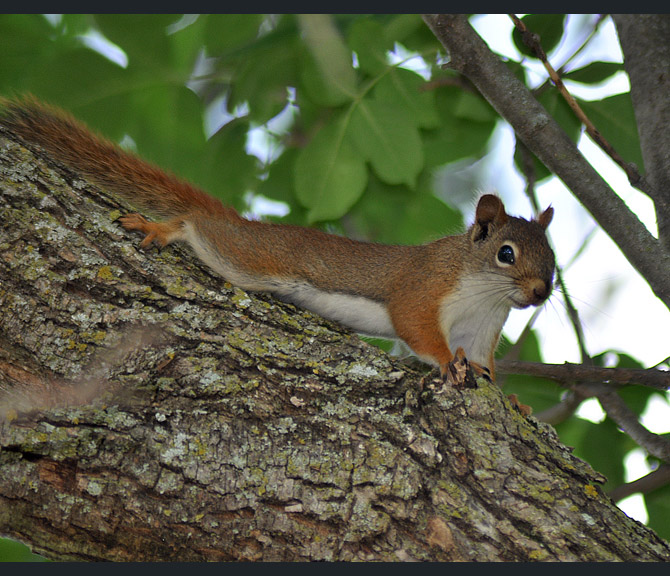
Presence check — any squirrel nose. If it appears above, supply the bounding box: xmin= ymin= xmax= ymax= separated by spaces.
xmin=530 ymin=279 xmax=551 ymax=303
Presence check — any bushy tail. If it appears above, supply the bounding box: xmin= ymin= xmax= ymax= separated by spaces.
xmin=0 ymin=96 xmax=225 ymax=218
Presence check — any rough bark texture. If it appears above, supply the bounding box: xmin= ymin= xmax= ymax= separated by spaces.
xmin=612 ymin=14 xmax=670 ymax=250
xmin=1 ymin=129 xmax=670 ymax=561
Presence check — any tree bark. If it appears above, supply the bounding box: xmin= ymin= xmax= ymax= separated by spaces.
xmin=611 ymin=14 xmax=670 ymax=250
xmin=1 ymin=125 xmax=670 ymax=561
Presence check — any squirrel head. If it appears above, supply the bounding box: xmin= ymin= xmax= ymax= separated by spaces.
xmin=469 ymin=194 xmax=555 ymax=309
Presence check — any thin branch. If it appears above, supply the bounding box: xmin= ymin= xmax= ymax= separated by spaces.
xmin=496 ymin=359 xmax=670 ymax=391
xmin=609 ymin=464 xmax=670 ymax=502
xmin=555 ymin=273 xmax=590 ymax=362
xmin=534 ymin=390 xmax=584 ymax=425
xmin=420 ymin=75 xmax=475 ymax=93
xmin=515 ymin=137 xmax=590 ymax=363
xmin=597 ymin=391 xmax=670 ymax=462
xmin=509 ymin=14 xmax=654 ymax=197
xmin=502 ymin=358 xmax=670 ymax=461
xmin=500 ymin=355 xmax=670 ymax=461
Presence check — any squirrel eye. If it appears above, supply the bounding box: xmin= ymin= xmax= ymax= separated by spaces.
xmin=497 ymin=244 xmax=515 ymax=266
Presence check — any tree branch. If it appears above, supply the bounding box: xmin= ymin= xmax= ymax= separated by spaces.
xmin=597 ymin=390 xmax=670 ymax=462
xmin=611 ymin=14 xmax=670 ymax=250
xmin=509 ymin=14 xmax=653 ymax=198
xmin=497 ymin=359 xmax=670 ymax=391
xmin=422 ymin=14 xmax=670 ymax=310
xmin=2 ymin=115 xmax=670 ymax=561
xmin=609 ymin=465 xmax=670 ymax=503
xmin=500 ymin=358 xmax=670 ymax=467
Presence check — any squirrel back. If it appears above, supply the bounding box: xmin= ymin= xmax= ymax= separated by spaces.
xmin=0 ymin=96 xmax=556 ymax=380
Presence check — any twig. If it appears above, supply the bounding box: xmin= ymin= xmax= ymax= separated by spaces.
xmin=534 ymin=390 xmax=584 ymax=425
xmin=532 ymin=15 xmax=608 ymax=98
xmin=608 ymin=464 xmax=670 ymax=502
xmin=555 ymin=273 xmax=590 ymax=362
xmin=496 ymin=359 xmax=670 ymax=391
xmin=597 ymin=390 xmax=670 ymax=462
xmin=515 ymin=137 xmax=590 ymax=363
xmin=501 ymin=359 xmax=670 ymax=463
xmin=508 ymin=14 xmax=655 ymax=197
xmin=420 ymin=75 xmax=475 ymax=93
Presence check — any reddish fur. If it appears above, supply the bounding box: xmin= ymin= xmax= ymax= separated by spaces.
xmin=0 ymin=96 xmax=556 ymax=382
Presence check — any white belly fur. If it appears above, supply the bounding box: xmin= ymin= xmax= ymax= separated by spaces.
xmin=183 ymin=222 xmax=396 ymax=338
xmin=278 ymin=284 xmax=396 ymax=338
xmin=439 ymin=273 xmax=511 ymax=365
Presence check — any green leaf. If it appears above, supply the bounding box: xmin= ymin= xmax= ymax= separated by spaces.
xmin=564 ymin=61 xmax=624 ymax=84
xmin=579 ymin=93 xmax=644 ymax=172
xmin=348 ymin=98 xmax=423 ymax=187
xmin=423 ymin=86 xmax=496 ymax=168
xmin=256 ymin=148 xmax=308 ymax=224
xmin=229 ymin=32 xmax=299 ymax=124
xmin=452 ymin=90 xmax=497 ymax=123
xmin=0 ymin=14 xmax=58 ymax=92
xmin=512 ymin=14 xmax=566 ymax=58
xmin=167 ymin=15 xmax=209 ymax=74
xmin=203 ymin=14 xmax=265 ymax=55
xmin=0 ymin=537 xmax=47 ymax=562
xmin=294 ymin=116 xmax=368 ymax=222
xmin=538 ymin=89 xmax=582 ymax=142
xmin=199 ymin=117 xmax=258 ymax=208
xmin=347 ymin=17 xmax=393 ymax=76
xmin=373 ymin=67 xmax=440 ymax=129
xmin=348 ymin=172 xmax=463 ymax=245
xmin=23 ymin=46 xmax=131 ymax=130
xmin=513 ymin=88 xmax=583 ymax=182
xmin=298 ymin=14 xmax=357 ymax=107
xmin=388 ymin=14 xmax=440 ymax=54
xmin=384 ymin=14 xmax=425 ymax=44
xmin=94 ymin=14 xmax=184 ymax=73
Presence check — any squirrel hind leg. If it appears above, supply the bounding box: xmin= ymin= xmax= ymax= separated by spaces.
xmin=119 ymin=213 xmax=186 ymax=248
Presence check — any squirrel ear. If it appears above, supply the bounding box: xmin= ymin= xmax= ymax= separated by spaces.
xmin=537 ymin=206 xmax=554 ymax=229
xmin=471 ymin=194 xmax=508 ymax=242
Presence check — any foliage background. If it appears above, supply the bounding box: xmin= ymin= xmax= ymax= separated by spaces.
xmin=0 ymin=13 xmax=668 ymax=559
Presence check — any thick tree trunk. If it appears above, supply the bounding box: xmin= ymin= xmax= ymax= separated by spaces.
xmin=612 ymin=14 xmax=670 ymax=250
xmin=1 ymin=130 xmax=669 ymax=561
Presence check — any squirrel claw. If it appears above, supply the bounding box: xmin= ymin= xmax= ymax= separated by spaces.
xmin=473 ymin=364 xmax=492 ymax=383
xmin=438 ymin=347 xmax=478 ymax=390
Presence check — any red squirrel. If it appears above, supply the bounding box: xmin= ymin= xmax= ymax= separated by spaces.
xmin=0 ymin=96 xmax=555 ymax=381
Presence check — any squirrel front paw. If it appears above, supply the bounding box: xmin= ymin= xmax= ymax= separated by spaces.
xmin=119 ymin=213 xmax=184 ymax=248
xmin=438 ymin=347 xmax=479 ymax=389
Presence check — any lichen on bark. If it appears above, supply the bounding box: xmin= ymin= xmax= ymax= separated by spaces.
xmin=1 ymin=131 xmax=670 ymax=561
